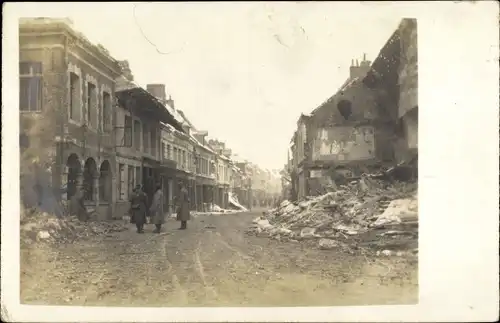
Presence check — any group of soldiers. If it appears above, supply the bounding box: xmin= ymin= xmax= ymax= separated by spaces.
xmin=128 ymin=182 xmax=191 ymax=234
xmin=63 ymin=181 xmax=191 ymax=234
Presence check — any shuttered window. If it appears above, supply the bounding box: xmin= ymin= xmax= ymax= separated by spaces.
xmin=19 ymin=62 xmax=42 ymax=112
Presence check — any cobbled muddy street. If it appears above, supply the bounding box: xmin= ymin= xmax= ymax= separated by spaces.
xmin=21 ymin=211 xmax=417 ymax=307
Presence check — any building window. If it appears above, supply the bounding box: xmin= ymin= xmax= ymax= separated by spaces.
xmin=118 ymin=164 xmax=125 ymax=200
xmin=167 ymin=145 xmax=171 ymax=160
xmin=150 ymin=127 xmax=156 ymax=156
xmin=69 ymin=72 xmax=80 ymax=121
xmin=135 ymin=166 xmax=142 ymax=189
xmin=161 ymin=142 xmax=165 ymax=160
xmin=124 ymin=115 xmax=132 ymax=147
xmin=182 ymin=150 xmax=186 ymax=168
xmin=102 ymin=91 xmax=112 ymax=132
xmin=99 ymin=161 xmax=111 ymax=202
xmin=143 ymin=124 xmax=149 ymax=153
xmin=133 ymin=120 xmax=141 ymax=150
xmin=87 ymin=82 xmax=97 ymax=127
xmin=19 ymin=62 xmax=43 ymax=112
xmin=127 ymin=165 xmax=134 ymax=199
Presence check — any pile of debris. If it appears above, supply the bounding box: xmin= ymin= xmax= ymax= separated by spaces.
xmin=188 ymin=200 xmax=247 ymax=216
xmin=247 ymin=173 xmax=418 ymax=256
xmin=228 ymin=192 xmax=249 ymax=212
xmin=20 ymin=206 xmax=128 ymax=247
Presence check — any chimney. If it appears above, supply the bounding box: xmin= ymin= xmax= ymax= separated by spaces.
xmin=146 ymin=84 xmax=166 ymax=103
xmin=166 ymin=95 xmax=175 ymax=110
xmin=349 ymin=55 xmax=371 ymax=79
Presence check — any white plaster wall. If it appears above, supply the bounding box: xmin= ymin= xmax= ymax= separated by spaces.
xmin=312 ymin=126 xmax=375 ymax=161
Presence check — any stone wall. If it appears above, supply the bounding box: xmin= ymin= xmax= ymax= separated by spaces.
xmin=19 ymin=22 xmax=121 ymax=219
xmin=19 ymin=38 xmax=67 ymax=209
xmin=398 ymin=19 xmax=418 ymax=119
xmin=311 ymin=125 xmax=376 ymax=162
xmin=398 ymin=19 xmax=418 ymax=156
xmin=310 ymin=80 xmax=379 ymax=129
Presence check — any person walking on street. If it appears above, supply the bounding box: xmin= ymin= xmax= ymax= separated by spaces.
xmin=150 ymin=183 xmax=165 ymax=233
xmin=175 ymin=182 xmax=190 ymax=230
xmin=129 ymin=184 xmax=148 ymax=234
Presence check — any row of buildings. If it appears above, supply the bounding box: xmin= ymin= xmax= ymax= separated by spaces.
xmin=18 ymin=17 xmax=279 ymax=220
xmin=284 ymin=18 xmax=418 ymax=200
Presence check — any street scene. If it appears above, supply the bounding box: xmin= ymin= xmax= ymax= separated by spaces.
xmin=19 ymin=5 xmax=418 ymax=308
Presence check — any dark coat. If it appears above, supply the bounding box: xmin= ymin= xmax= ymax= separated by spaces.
xmin=130 ymin=190 xmax=148 ymax=225
xmin=150 ymin=189 xmax=165 ymax=225
xmin=176 ymin=187 xmax=190 ymax=222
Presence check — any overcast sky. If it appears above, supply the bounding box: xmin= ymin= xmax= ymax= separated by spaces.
xmin=18 ymin=2 xmax=406 ymax=170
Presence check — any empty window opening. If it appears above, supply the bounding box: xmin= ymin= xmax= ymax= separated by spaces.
xmin=337 ymin=100 xmax=352 ymax=120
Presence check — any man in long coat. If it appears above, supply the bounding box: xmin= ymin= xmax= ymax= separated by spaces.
xmin=175 ymin=182 xmax=190 ymax=230
xmin=130 ymin=185 xmax=148 ymax=234
xmin=150 ymin=183 xmax=165 ymax=233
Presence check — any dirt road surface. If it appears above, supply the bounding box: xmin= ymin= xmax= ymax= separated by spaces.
xmin=21 ymin=211 xmax=418 ymax=307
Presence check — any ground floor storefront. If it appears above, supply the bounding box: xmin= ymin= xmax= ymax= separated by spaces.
xmin=115 ymin=155 xmax=142 ymax=219
xmin=194 ymin=175 xmax=216 ymax=211
xmin=214 ymin=184 xmax=230 ymax=209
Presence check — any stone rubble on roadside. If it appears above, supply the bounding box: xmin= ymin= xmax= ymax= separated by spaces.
xmin=190 ymin=203 xmax=244 ymax=217
xmin=246 ymin=173 xmax=418 ymax=257
xmin=21 ymin=206 xmax=129 ymax=247
xmin=318 ymin=238 xmax=339 ymax=250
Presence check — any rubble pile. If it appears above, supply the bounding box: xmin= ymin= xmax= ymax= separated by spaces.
xmin=20 ymin=206 xmax=128 ymax=247
xmin=247 ymin=175 xmax=418 ymax=256
xmin=228 ymin=192 xmax=249 ymax=212
xmin=189 ymin=202 xmax=245 ymax=216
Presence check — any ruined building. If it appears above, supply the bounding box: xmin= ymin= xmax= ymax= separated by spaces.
xmin=290 ymin=18 xmax=418 ymax=200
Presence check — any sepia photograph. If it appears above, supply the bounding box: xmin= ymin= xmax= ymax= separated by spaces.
xmin=2 ymin=2 xmax=498 ymax=322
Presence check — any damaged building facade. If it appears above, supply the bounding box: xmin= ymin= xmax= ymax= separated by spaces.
xmin=19 ymin=18 xmax=122 ymax=219
xmin=288 ymin=18 xmax=418 ymax=200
